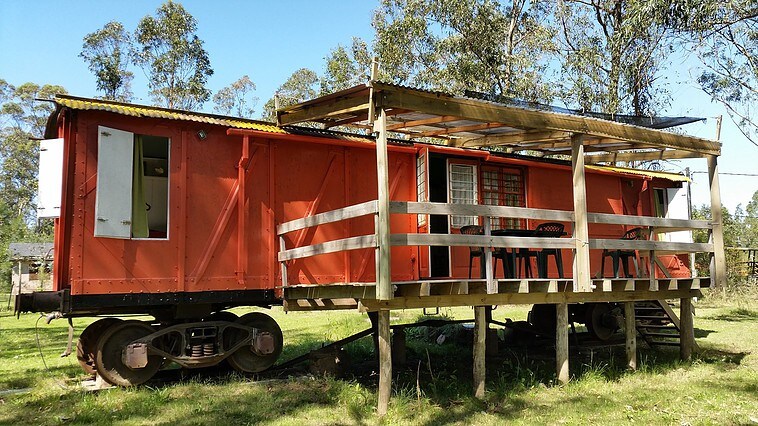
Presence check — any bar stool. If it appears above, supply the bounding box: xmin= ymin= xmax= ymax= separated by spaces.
xmin=460 ymin=225 xmax=484 ymax=279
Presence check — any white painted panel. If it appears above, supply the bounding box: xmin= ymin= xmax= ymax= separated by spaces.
xmin=94 ymin=126 xmax=134 ymax=238
xmin=37 ymin=138 xmax=64 ymax=218
xmin=666 ymin=187 xmax=693 ymax=243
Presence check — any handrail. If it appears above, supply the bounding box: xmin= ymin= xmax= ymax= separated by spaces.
xmin=391 ymin=201 xmax=574 ymax=222
xmin=277 ymin=200 xmax=378 ymax=235
xmin=277 ymin=199 xmax=715 ymax=269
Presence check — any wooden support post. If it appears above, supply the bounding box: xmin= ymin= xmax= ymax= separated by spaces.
xmin=707 ymin=155 xmax=727 ymax=288
xmin=375 ymin=108 xmax=393 ymax=301
xmin=473 ymin=306 xmax=487 ymax=399
xmin=377 ymin=309 xmax=392 ymax=416
xmin=279 ymin=236 xmax=288 ymax=287
xmin=680 ymin=297 xmax=694 ymax=361
xmin=571 ymin=134 xmax=591 ymax=292
xmin=556 ymin=302 xmax=569 ymax=384
xmin=624 ymin=301 xmax=637 ymax=370
xmin=555 ymin=303 xmax=569 ymax=384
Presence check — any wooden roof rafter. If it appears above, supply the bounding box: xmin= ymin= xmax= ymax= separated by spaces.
xmin=276 ymin=81 xmax=721 ymax=160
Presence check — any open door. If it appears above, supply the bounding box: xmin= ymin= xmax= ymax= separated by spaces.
xmin=94 ymin=126 xmax=134 ymax=238
xmin=37 ymin=138 xmax=64 ymax=218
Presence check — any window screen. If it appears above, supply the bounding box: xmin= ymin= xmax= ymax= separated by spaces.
xmin=416 ymin=151 xmax=428 ymax=227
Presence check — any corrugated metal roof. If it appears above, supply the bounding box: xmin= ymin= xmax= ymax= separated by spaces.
xmin=587 ymin=165 xmax=690 ymax=182
xmin=55 ymin=95 xmax=286 ymax=134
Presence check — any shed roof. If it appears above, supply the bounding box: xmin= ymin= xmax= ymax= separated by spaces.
xmin=276 ymin=81 xmax=721 ymax=162
xmin=8 ymin=242 xmax=54 ymax=260
xmin=55 ymin=95 xmax=286 ymax=134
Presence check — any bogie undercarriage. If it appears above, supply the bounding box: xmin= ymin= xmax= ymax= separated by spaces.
xmin=76 ymin=311 xmax=283 ymax=386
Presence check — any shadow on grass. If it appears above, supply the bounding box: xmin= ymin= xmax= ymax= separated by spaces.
xmin=703 ymin=308 xmax=758 ymax=322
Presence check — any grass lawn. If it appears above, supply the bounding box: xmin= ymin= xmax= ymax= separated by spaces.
xmin=0 ymin=293 xmax=755 ymax=425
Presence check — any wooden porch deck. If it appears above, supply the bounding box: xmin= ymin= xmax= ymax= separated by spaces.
xmin=282 ymin=277 xmax=709 ymax=311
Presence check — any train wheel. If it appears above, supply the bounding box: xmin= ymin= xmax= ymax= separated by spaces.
xmin=529 ymin=304 xmax=557 ymax=335
xmin=585 ymin=303 xmax=618 ymax=341
xmin=76 ymin=318 xmax=122 ymax=376
xmin=95 ymin=320 xmax=162 ymax=386
xmin=227 ymin=312 xmax=283 ymax=373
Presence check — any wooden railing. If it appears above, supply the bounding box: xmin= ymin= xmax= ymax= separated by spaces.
xmin=276 ymin=200 xmax=714 ymax=295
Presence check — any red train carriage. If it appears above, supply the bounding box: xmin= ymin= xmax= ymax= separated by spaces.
xmin=17 ymin=91 xmax=703 ymax=386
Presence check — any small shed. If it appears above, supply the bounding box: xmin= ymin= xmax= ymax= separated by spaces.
xmin=8 ymin=242 xmax=54 ymax=295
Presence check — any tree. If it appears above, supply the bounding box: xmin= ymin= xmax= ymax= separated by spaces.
xmin=0 ymin=81 xmax=65 ymax=285
xmin=79 ymin=21 xmax=134 ymax=102
xmin=262 ymin=68 xmax=320 ymax=122
xmin=321 ymin=38 xmax=373 ymax=94
xmin=554 ymin=0 xmax=674 ymax=115
xmin=133 ymin=1 xmax=213 ymax=110
xmin=644 ymin=0 xmax=757 ymax=145
xmin=212 ymin=75 xmax=258 ymax=118
xmin=372 ymin=0 xmax=555 ymax=101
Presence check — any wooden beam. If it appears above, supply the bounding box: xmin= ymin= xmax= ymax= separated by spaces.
xmin=585 ymin=149 xmax=705 ymax=164
xmin=572 ymin=134 xmax=592 ymax=292
xmin=386 ymin=115 xmax=460 ymax=131
xmin=277 ymin=94 xmax=369 ymax=126
xmin=679 ymin=297 xmax=694 ymax=361
xmin=357 ymin=288 xmax=706 ymax=310
xmin=377 ymin=309 xmax=392 ymax=415
xmin=556 ymin=302 xmax=569 ymax=384
xmin=375 ymin=109 xmax=393 ymax=301
xmin=473 ymin=306 xmax=487 ymax=399
xmin=708 ymin=155 xmax=727 ymax=288
xmin=420 ymin=121 xmax=505 ymax=138
xmin=376 ymin=84 xmax=721 ymax=155
xmin=624 ymin=301 xmax=637 ymax=370
xmin=459 ymin=130 xmax=572 ymax=147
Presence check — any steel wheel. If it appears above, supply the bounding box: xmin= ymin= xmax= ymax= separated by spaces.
xmin=95 ymin=320 xmax=162 ymax=386
xmin=208 ymin=311 xmax=238 ymax=323
xmin=585 ymin=303 xmax=617 ymax=341
xmin=76 ymin=318 xmax=122 ymax=376
xmin=227 ymin=312 xmax=283 ymax=373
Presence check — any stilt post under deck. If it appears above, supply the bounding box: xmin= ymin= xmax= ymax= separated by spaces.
xmin=707 ymin=155 xmax=727 ymax=288
xmin=624 ymin=301 xmax=637 ymax=370
xmin=473 ymin=306 xmax=487 ymax=398
xmin=556 ymin=302 xmax=569 ymax=384
xmin=571 ymin=134 xmax=591 ymax=292
xmin=680 ymin=298 xmax=695 ymax=361
xmin=377 ymin=309 xmax=392 ymax=416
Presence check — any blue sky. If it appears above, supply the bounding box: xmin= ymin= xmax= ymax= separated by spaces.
xmin=1 ymin=0 xmax=755 ymax=211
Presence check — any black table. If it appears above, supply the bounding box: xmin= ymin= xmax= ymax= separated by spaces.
xmin=490 ymin=228 xmax=567 ymax=278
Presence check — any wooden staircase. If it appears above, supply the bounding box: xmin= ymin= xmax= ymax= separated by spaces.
xmin=634 ymin=300 xmax=688 ymax=348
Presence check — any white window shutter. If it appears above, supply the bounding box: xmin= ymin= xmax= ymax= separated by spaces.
xmin=94 ymin=126 xmax=134 ymax=238
xmin=37 ymin=138 xmax=64 ymax=218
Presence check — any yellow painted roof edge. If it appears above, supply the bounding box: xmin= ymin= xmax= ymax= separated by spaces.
xmin=55 ymin=95 xmax=286 ymax=134
xmin=587 ymin=165 xmax=690 ymax=182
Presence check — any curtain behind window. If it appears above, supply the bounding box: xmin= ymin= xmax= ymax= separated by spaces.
xmin=131 ymin=135 xmax=149 ymax=238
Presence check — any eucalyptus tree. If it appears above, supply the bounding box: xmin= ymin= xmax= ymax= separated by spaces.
xmin=213 ymin=75 xmax=258 ymax=118
xmin=643 ymin=0 xmax=757 ymax=145
xmin=321 ymin=37 xmax=373 ymax=94
xmin=79 ymin=21 xmax=134 ymax=102
xmin=554 ymin=0 xmax=677 ymax=116
xmin=133 ymin=1 xmax=213 ymax=110
xmin=261 ymin=68 xmax=320 ymax=122
xmin=372 ymin=0 xmax=556 ymax=101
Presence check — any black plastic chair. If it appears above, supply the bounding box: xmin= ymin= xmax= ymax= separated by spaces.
xmin=460 ymin=225 xmax=484 ymax=278
xmin=601 ymin=227 xmax=644 ymax=278
xmin=515 ymin=222 xmax=565 ymax=278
